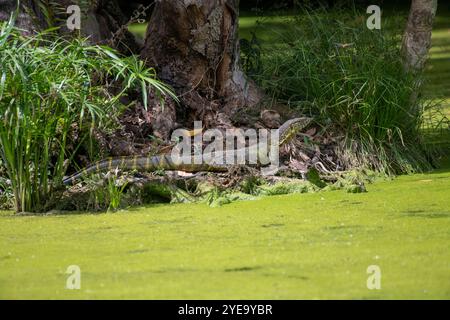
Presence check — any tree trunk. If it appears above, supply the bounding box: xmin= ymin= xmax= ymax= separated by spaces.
xmin=0 ymin=0 xmax=141 ymax=54
xmin=401 ymin=0 xmax=438 ymax=72
xmin=141 ymin=0 xmax=262 ymax=138
xmin=75 ymin=0 xmax=141 ymax=54
xmin=0 ymin=0 xmax=44 ymax=35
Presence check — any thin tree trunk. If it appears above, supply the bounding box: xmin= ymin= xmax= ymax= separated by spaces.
xmin=401 ymin=0 xmax=438 ymax=72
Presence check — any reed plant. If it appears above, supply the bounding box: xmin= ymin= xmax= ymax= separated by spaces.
xmin=0 ymin=14 xmax=176 ymax=212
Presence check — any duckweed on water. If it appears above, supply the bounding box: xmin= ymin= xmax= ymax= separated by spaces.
xmin=0 ymin=169 xmax=449 ymax=299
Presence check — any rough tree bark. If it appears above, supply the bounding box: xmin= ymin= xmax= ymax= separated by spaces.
xmin=74 ymin=0 xmax=141 ymax=53
xmin=141 ymin=0 xmax=262 ymax=138
xmin=401 ymin=0 xmax=438 ymax=72
xmin=0 ymin=0 xmax=44 ymax=34
xmin=0 ymin=0 xmax=140 ymax=53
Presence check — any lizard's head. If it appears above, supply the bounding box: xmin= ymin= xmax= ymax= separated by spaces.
xmin=288 ymin=117 xmax=312 ymax=130
xmin=279 ymin=117 xmax=312 ymax=145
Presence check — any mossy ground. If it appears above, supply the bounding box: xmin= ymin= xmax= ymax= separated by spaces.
xmin=0 ymin=8 xmax=449 ymax=300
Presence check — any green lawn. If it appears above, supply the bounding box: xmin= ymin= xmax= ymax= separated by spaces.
xmin=425 ymin=12 xmax=450 ymax=116
xmin=0 ymin=8 xmax=449 ymax=300
xmin=1 ymin=169 xmax=449 ymax=299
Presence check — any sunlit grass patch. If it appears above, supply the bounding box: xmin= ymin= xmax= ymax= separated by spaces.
xmin=128 ymin=23 xmax=147 ymax=40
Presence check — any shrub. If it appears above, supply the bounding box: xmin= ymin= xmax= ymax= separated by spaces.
xmin=0 ymin=14 xmax=176 ymax=213
xmin=247 ymin=8 xmax=434 ymax=173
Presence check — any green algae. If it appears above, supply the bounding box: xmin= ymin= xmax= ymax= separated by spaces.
xmin=1 ymin=6 xmax=449 ymax=301
xmin=0 ymin=169 xmax=449 ymax=299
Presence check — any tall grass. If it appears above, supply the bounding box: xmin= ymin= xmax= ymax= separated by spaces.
xmin=249 ymin=9 xmax=434 ymax=173
xmin=0 ymin=14 xmax=176 ymax=213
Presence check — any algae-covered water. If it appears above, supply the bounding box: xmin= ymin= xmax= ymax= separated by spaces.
xmin=1 ymin=7 xmax=449 ymax=300
xmin=1 ymin=168 xmax=449 ymax=299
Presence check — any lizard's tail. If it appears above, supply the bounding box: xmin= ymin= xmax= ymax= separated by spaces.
xmin=62 ymin=155 xmax=227 ymax=186
xmin=63 ymin=155 xmax=170 ymax=186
